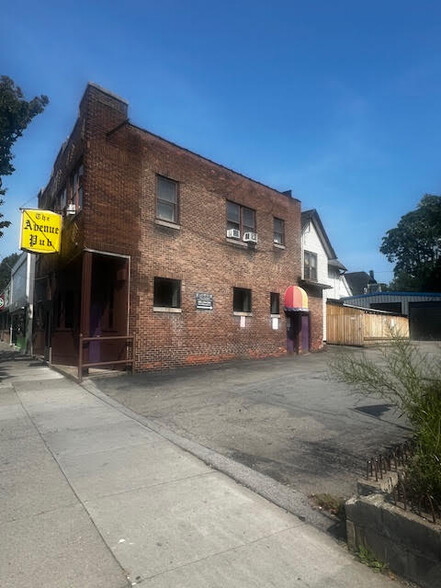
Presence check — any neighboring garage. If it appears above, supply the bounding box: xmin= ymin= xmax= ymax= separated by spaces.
xmin=409 ymin=301 xmax=441 ymax=340
xmin=342 ymin=292 xmax=441 ymax=340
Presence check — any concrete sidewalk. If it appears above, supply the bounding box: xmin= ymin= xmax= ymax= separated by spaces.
xmin=0 ymin=351 xmax=399 ymax=587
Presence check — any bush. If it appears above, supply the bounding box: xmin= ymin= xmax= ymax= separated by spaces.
xmin=330 ymin=338 xmax=441 ymax=505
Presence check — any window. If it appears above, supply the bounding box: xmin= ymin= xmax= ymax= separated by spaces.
xmin=270 ymin=292 xmax=280 ymax=315
xmin=55 ymin=186 xmax=67 ymax=213
xmin=73 ymin=165 xmax=83 ymax=210
xmin=233 ymin=287 xmax=252 ymax=312
xmin=304 ymin=251 xmax=317 ymax=281
xmin=273 ymin=218 xmax=285 ymax=245
xmin=157 ymin=176 xmax=179 ymax=223
xmin=227 ymin=201 xmax=256 ymax=236
xmin=154 ymin=277 xmax=181 ymax=308
xmin=68 ymin=164 xmax=84 ymax=212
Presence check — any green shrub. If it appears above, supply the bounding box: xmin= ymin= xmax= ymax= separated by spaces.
xmin=330 ymin=338 xmax=441 ymax=505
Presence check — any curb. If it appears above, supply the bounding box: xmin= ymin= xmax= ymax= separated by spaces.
xmin=80 ymin=377 xmax=339 ymax=537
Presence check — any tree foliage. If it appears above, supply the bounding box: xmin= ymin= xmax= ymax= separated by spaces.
xmin=0 ymin=76 xmax=49 ymax=237
xmin=0 ymin=252 xmax=19 ymax=292
xmin=380 ymin=195 xmax=441 ymax=291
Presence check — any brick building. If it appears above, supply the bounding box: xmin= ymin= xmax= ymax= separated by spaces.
xmin=33 ymin=83 xmax=323 ymax=372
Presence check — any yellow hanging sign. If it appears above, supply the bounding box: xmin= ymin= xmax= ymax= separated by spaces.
xmin=20 ymin=209 xmax=62 ymax=254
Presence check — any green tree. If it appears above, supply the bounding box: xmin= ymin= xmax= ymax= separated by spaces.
xmin=0 ymin=76 xmax=49 ymax=237
xmin=0 ymin=252 xmax=19 ymax=291
xmin=380 ymin=195 xmax=441 ymax=292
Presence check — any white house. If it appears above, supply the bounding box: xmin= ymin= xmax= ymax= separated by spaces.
xmin=301 ymin=209 xmax=352 ymax=341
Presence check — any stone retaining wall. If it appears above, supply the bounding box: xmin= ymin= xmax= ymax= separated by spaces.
xmin=346 ymin=493 xmax=441 ymax=588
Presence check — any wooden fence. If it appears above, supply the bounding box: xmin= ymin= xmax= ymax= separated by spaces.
xmin=326 ymin=303 xmax=409 ymax=346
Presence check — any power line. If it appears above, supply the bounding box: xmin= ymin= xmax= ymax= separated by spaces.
xmin=19 ymin=194 xmax=38 ymax=208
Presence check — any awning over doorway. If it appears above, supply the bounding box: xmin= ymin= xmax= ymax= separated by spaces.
xmin=284 ymin=285 xmax=309 ymax=312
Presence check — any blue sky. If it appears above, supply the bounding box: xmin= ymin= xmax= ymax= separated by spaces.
xmin=2 ymin=1 xmax=441 ymax=281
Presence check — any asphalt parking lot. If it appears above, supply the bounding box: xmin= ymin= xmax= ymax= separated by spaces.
xmin=94 ymin=346 xmax=412 ymax=499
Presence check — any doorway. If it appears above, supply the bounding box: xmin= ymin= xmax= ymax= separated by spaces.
xmin=286 ymin=311 xmax=310 ymax=354
xmin=86 ymin=252 xmax=129 ymax=365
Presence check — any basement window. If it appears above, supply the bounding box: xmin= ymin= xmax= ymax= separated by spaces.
xmin=233 ymin=287 xmax=252 ymax=313
xmin=154 ymin=277 xmax=181 ymax=309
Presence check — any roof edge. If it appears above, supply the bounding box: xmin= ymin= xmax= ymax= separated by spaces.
xmin=86 ymin=82 xmax=129 ymax=105
xmin=343 ymin=292 xmax=441 ymax=299
xmin=127 ymin=121 xmax=300 ymax=203
xmin=301 ymin=208 xmax=337 ymax=259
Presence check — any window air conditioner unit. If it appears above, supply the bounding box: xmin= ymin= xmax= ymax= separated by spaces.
xmin=227 ymin=228 xmax=241 ymax=239
xmin=66 ymin=203 xmax=76 ymax=215
xmin=243 ymin=232 xmax=258 ymax=243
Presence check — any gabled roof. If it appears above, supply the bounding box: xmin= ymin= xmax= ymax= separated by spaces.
xmin=344 ymin=272 xmax=372 ymax=296
xmin=301 ymin=209 xmax=347 ymax=270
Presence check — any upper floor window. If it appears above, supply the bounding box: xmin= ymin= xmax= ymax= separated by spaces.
xmin=66 ymin=164 xmax=84 ymax=213
xmin=157 ymin=176 xmax=179 ymax=223
xmin=60 ymin=187 xmax=67 ymax=211
xmin=233 ymin=287 xmax=252 ymax=313
xmin=273 ymin=218 xmax=285 ymax=245
xmin=54 ymin=186 xmax=67 ymax=213
xmin=304 ymin=251 xmax=317 ymax=281
xmin=72 ymin=165 xmax=84 ymax=210
xmin=227 ymin=201 xmax=256 ymax=237
xmin=154 ymin=277 xmax=181 ymax=308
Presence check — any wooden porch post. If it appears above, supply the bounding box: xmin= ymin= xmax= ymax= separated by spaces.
xmin=80 ymin=251 xmax=92 ymax=377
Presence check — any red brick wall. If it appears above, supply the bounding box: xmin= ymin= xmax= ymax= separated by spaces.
xmin=44 ymin=84 xmax=324 ymax=369
xmin=307 ymin=293 xmax=324 ymax=352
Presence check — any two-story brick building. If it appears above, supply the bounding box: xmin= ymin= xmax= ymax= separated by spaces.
xmin=33 ymin=83 xmax=323 ymax=372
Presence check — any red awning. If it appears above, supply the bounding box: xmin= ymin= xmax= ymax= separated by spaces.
xmin=284 ymin=285 xmax=309 ymax=311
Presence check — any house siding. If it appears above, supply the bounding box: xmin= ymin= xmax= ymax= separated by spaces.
xmin=302 ymin=221 xmax=328 ymax=285
xmin=327 ymin=269 xmax=352 ymax=299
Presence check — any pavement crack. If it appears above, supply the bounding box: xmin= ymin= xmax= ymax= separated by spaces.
xmin=136 ymin=523 xmax=303 ymax=584
xmin=11 ymin=378 xmax=132 ymax=587
xmin=82 ymin=470 xmax=216 ymax=503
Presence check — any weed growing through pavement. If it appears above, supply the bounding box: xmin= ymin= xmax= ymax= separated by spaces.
xmin=356 ymin=545 xmax=387 ymax=572
xmin=310 ymin=493 xmax=346 ymax=520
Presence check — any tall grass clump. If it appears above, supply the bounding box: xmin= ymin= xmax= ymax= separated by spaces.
xmin=330 ymin=337 xmax=441 ymax=506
